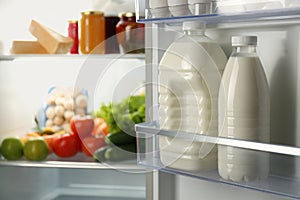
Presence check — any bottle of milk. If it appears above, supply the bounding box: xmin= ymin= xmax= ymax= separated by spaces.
xmin=218 ymin=36 xmax=270 ymax=182
xmin=158 ymin=21 xmax=227 ymax=171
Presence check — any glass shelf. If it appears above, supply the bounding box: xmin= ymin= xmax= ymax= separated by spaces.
xmin=0 ymin=54 xmax=145 ymax=61
xmin=137 ymin=7 xmax=300 ymax=25
xmin=135 ymin=121 xmax=300 ymax=199
xmin=0 ymin=153 xmax=144 ymax=171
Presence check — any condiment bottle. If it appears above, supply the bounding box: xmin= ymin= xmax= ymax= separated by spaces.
xmin=218 ymin=35 xmax=270 ymax=182
xmin=80 ymin=11 xmax=105 ymax=54
xmin=68 ymin=20 xmax=79 ymax=54
xmin=115 ymin=12 xmax=145 ymax=54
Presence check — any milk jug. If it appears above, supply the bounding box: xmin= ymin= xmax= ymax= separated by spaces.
xmin=218 ymin=36 xmax=270 ymax=181
xmin=158 ymin=21 xmax=227 ymax=171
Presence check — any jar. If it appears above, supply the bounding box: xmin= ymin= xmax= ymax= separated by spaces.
xmin=115 ymin=12 xmax=145 ymax=54
xmin=80 ymin=11 xmax=105 ymax=54
xmin=105 ymin=16 xmax=120 ymax=54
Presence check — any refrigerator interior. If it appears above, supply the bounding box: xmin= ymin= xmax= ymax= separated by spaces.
xmin=0 ymin=0 xmax=147 ymax=199
xmin=0 ymin=55 xmax=147 ymax=199
xmin=139 ymin=4 xmax=300 ymax=200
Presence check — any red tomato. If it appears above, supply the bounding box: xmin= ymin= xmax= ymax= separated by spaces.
xmin=70 ymin=115 xmax=95 ymax=139
xmin=42 ymin=134 xmax=57 ymax=153
xmin=81 ymin=135 xmax=106 ymax=157
xmin=52 ymin=133 xmax=81 ymax=157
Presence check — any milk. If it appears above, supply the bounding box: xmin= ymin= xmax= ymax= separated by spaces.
xmin=158 ymin=21 xmax=227 ymax=171
xmin=218 ymin=36 xmax=270 ymax=182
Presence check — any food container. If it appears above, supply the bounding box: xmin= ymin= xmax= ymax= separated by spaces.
xmin=105 ymin=16 xmax=120 ymax=54
xmin=80 ymin=11 xmax=106 ymax=54
xmin=115 ymin=12 xmax=145 ymax=54
xmin=68 ymin=20 xmax=79 ymax=54
xmin=38 ymin=87 xmax=88 ymax=132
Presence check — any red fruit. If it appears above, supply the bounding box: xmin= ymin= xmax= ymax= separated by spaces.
xmin=70 ymin=115 xmax=95 ymax=139
xmin=81 ymin=135 xmax=106 ymax=157
xmin=42 ymin=134 xmax=57 ymax=153
xmin=52 ymin=133 xmax=81 ymax=158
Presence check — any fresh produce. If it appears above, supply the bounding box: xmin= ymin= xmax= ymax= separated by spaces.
xmin=24 ymin=137 xmax=49 ymax=161
xmin=81 ymin=135 xmax=106 ymax=157
xmin=91 ymin=94 xmax=145 ymax=162
xmin=93 ymin=146 xmax=108 ymax=162
xmin=0 ymin=137 xmax=24 ymax=160
xmin=105 ymin=131 xmax=136 ymax=146
xmin=93 ymin=94 xmax=145 ymax=135
xmin=91 ymin=117 xmax=109 ymax=136
xmin=93 ymin=143 xmax=137 ymax=162
xmin=42 ymin=134 xmax=57 ymax=153
xmin=52 ymin=133 xmax=81 ymax=158
xmin=70 ymin=115 xmax=95 ymax=139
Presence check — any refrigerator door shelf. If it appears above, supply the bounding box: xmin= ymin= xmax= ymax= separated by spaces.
xmin=136 ymin=4 xmax=300 ymax=25
xmin=135 ymin=121 xmax=300 ymax=199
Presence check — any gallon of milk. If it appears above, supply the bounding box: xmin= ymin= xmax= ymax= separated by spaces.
xmin=218 ymin=35 xmax=270 ymax=182
xmin=158 ymin=21 xmax=227 ymax=171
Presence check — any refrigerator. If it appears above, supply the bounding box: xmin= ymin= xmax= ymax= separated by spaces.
xmin=0 ymin=0 xmax=300 ymax=200
xmin=135 ymin=0 xmax=300 ymax=200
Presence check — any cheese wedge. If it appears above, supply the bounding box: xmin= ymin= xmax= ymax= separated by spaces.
xmin=29 ymin=19 xmax=73 ymax=54
xmin=10 ymin=40 xmax=47 ymax=54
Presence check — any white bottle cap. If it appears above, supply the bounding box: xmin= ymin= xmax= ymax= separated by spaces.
xmin=182 ymin=21 xmax=206 ymax=31
xmin=232 ymin=36 xmax=257 ymax=46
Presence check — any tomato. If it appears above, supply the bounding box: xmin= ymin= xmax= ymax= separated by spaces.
xmin=42 ymin=134 xmax=58 ymax=153
xmin=52 ymin=133 xmax=81 ymax=157
xmin=81 ymin=135 xmax=106 ymax=157
xmin=91 ymin=117 xmax=109 ymax=136
xmin=70 ymin=115 xmax=95 ymax=139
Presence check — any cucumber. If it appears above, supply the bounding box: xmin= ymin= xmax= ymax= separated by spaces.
xmin=93 ymin=146 xmax=109 ymax=162
xmin=105 ymin=131 xmax=136 ymax=145
xmin=104 ymin=143 xmax=137 ymax=161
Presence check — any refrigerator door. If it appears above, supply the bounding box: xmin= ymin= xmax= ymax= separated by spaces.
xmin=139 ymin=3 xmax=300 ymax=200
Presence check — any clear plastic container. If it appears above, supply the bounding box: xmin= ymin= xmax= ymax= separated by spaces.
xmin=218 ymin=36 xmax=270 ymax=182
xmin=158 ymin=21 xmax=227 ymax=171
